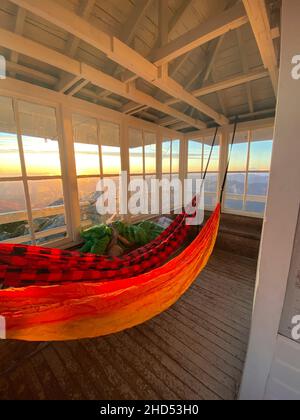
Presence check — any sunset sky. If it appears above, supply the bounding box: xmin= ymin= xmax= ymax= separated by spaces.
xmin=0 ymin=133 xmax=273 ymax=179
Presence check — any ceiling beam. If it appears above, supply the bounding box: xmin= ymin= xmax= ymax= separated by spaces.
xmin=236 ymin=28 xmax=254 ymax=113
xmin=0 ymin=27 xmax=206 ymax=130
xmin=242 ymin=0 xmax=279 ymax=95
xmin=119 ymin=0 xmax=153 ymax=46
xmin=5 ymin=59 xmax=123 ymax=108
xmin=168 ymin=0 xmax=194 ymax=39
xmin=55 ymin=0 xmax=96 ymax=93
xmin=98 ymin=0 xmax=155 ymax=99
xmin=150 ymin=3 xmax=248 ymax=65
xmin=6 ymin=60 xmax=57 ymax=85
xmin=65 ymin=0 xmax=96 ymax=59
xmin=156 ymin=67 xmax=268 ymax=125
xmin=120 ymin=0 xmax=194 ymax=84
xmin=158 ymin=0 xmax=169 ymax=47
xmin=10 ymin=0 xmax=227 ymax=125
xmin=190 ymin=67 xmax=268 ymax=99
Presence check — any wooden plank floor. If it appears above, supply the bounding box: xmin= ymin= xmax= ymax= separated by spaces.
xmin=0 ymin=249 xmax=257 ymax=400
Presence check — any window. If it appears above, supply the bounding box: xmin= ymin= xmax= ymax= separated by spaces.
xmin=162 ymin=139 xmax=180 ymax=178
xmin=187 ymin=135 xmax=220 ymax=209
xmin=129 ymin=128 xmax=157 ymax=214
xmin=72 ymin=114 xmax=121 ymax=226
xmin=0 ymin=96 xmax=67 ymax=245
xmin=224 ymin=128 xmax=273 ymax=216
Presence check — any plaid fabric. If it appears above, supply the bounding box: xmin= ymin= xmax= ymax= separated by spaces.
xmin=0 ymin=214 xmax=184 ymax=268
xmin=1 ymin=214 xmax=189 ymax=288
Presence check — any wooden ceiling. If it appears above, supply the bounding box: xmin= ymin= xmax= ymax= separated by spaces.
xmin=0 ymin=0 xmax=281 ymax=132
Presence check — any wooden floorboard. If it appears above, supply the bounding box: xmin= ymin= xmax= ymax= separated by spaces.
xmin=0 ymin=249 xmax=257 ymax=400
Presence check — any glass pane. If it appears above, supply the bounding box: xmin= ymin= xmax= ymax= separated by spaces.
xmin=205 ymin=194 xmax=217 ymax=208
xmin=0 ymin=221 xmax=30 ymax=241
xmin=101 ymin=121 xmax=121 ymax=175
xmin=0 ymin=96 xmax=22 ymax=178
xmin=100 ymin=121 xmax=120 ymax=148
xmin=249 ymin=140 xmax=273 ymax=171
xmin=205 ymin=173 xmax=218 ymax=193
xmin=22 ymin=136 xmax=62 ymax=177
xmin=172 ymin=140 xmax=180 ymax=173
xmin=33 ymin=214 xmax=66 ymax=234
xmin=130 ymin=146 xmax=143 ymax=175
xmin=204 ymin=143 xmax=220 ymax=172
xmin=225 ymin=199 xmax=244 ymax=211
xmin=102 ymin=145 xmax=121 ymax=175
xmin=36 ymin=231 xmax=67 ymax=245
xmin=28 ymin=179 xmax=64 ymax=210
xmin=28 ymin=179 xmax=66 ymax=235
xmin=72 ymin=114 xmax=98 ymax=145
xmin=129 ymin=128 xmax=143 ymax=175
xmin=247 ymin=173 xmax=270 ymax=196
xmin=0 ymin=181 xmax=29 ymax=241
xmin=77 ymin=177 xmax=103 ymax=225
xmin=0 ymin=181 xmax=27 ymax=213
xmin=162 ymin=140 xmax=171 ymax=174
xmin=228 ymin=142 xmax=248 ymax=172
xmin=18 ymin=101 xmax=61 ymax=177
xmin=145 ymin=143 xmax=156 ymax=174
xmin=74 ymin=142 xmax=100 ymax=176
xmin=225 ymin=173 xmax=246 ymax=195
xmin=245 ymin=201 xmax=266 ymax=214
xmin=188 ymin=140 xmax=202 ymax=173
xmin=145 ymin=131 xmax=156 ymax=174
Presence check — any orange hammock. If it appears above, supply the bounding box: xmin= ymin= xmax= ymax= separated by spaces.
xmin=0 ymin=205 xmax=220 ymax=342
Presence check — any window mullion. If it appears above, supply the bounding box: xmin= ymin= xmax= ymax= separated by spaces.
xmin=13 ymin=98 xmax=35 ymax=244
xmin=142 ymin=129 xmax=145 ymax=178
xmin=98 ymin=120 xmax=103 ymax=178
xmin=243 ymin=130 xmax=252 ymax=211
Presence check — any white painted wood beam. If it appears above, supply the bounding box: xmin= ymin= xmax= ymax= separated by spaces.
xmin=9 ymin=0 xmax=227 ymax=125
xmin=99 ymin=0 xmax=155 ymax=99
xmin=56 ymin=0 xmax=96 ymax=92
xmin=150 ymin=3 xmax=248 ymax=65
xmin=242 ymin=0 xmax=279 ymax=95
xmin=0 ymin=28 xmax=206 ymax=130
xmin=236 ymin=28 xmax=254 ymax=113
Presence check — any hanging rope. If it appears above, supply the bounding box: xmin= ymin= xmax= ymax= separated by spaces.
xmin=203 ymin=126 xmax=219 ymax=180
xmin=220 ymin=118 xmax=238 ymax=203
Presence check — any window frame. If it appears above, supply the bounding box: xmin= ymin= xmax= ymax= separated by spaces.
xmin=223 ymin=129 xmax=273 ymax=218
xmin=0 ymin=96 xmax=71 ymax=247
xmin=187 ymin=135 xmax=221 ymax=211
xmin=0 ymin=80 xmax=184 ymax=247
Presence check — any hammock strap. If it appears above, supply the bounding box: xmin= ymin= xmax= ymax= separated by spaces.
xmin=203 ymin=126 xmax=219 ymax=181
xmin=220 ymin=119 xmax=238 ymax=203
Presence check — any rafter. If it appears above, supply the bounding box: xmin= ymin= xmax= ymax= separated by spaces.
xmin=56 ymin=0 xmax=96 ymax=93
xmin=65 ymin=0 xmax=96 ymax=58
xmin=6 ymin=60 xmax=57 ymax=86
xmin=168 ymin=0 xmax=194 ymax=39
xmin=96 ymin=0 xmax=154 ymax=99
xmin=0 ymin=27 xmax=206 ymax=130
xmin=120 ymin=0 xmax=194 ymax=84
xmin=150 ymin=3 xmax=248 ymax=65
xmin=242 ymin=0 xmax=278 ymax=95
xmin=236 ymin=28 xmax=254 ymax=113
xmin=10 ymin=0 xmax=228 ymax=125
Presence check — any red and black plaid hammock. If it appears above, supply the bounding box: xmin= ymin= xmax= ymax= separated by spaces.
xmin=0 ymin=213 xmax=190 ymax=288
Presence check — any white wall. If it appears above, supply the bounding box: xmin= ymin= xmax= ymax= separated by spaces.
xmin=239 ymin=0 xmax=300 ymax=400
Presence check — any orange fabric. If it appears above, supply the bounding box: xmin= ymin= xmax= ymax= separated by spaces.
xmin=0 ymin=205 xmax=220 ymax=342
